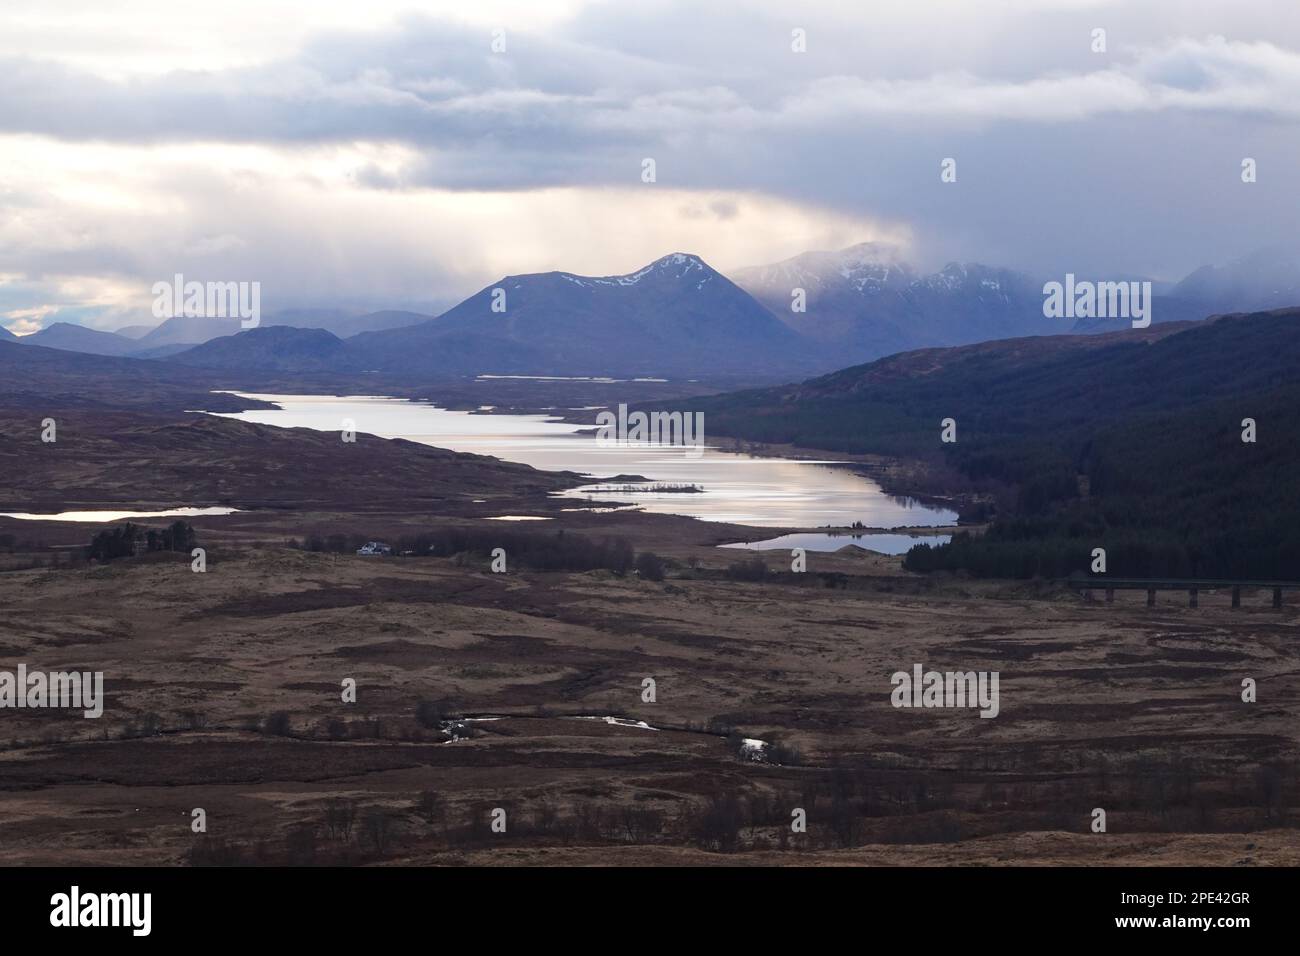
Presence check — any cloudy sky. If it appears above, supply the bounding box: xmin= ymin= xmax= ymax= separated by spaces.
xmin=2 ymin=0 xmax=1298 ymax=332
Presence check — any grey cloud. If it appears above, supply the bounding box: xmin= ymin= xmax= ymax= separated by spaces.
xmin=2 ymin=1 xmax=1299 ymax=305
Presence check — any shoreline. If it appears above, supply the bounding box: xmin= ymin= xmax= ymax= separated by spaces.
xmin=196 ymin=388 xmax=966 ymax=532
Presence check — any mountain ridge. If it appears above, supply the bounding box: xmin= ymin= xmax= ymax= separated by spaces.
xmin=21 ymin=322 xmax=141 ymax=357
xmin=345 ymin=252 xmax=829 ymax=380
xmin=6 ymin=245 xmax=1300 ymax=382
xmin=731 ymin=243 xmax=1069 ymax=363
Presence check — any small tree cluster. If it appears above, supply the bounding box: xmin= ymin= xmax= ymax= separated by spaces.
xmin=87 ymin=520 xmax=196 ymax=563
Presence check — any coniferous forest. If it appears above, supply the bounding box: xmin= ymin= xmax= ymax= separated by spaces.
xmin=688 ymin=309 xmax=1300 ymax=579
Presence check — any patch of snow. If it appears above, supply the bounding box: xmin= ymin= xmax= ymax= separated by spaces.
xmin=740 ymin=738 xmax=770 ymax=761
xmin=582 ymin=253 xmax=706 ymax=287
xmin=571 ymin=715 xmax=660 ymax=731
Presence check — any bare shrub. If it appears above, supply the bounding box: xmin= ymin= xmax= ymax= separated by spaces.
xmin=363 ymin=809 xmax=396 ymax=856
xmin=416 ymin=789 xmax=446 ymax=825
xmin=694 ymin=794 xmax=743 ymax=853
xmin=323 ymin=798 xmax=357 ymax=841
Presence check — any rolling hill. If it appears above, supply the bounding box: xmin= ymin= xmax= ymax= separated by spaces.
xmin=171 ymin=326 xmax=351 ymax=372
xmin=0 ymin=339 xmax=256 ymax=413
xmin=686 ymin=308 xmax=1300 ymax=578
xmin=113 ymin=324 xmax=154 ymax=339
xmin=0 ymin=339 xmax=579 ymax=513
xmin=322 ymin=309 xmax=432 ymax=337
xmin=265 ymin=308 xmax=433 ymax=337
xmin=133 ymin=315 xmax=248 ymax=349
xmin=20 ymin=322 xmax=141 ymax=357
xmin=95 ymin=308 xmax=443 ymax=353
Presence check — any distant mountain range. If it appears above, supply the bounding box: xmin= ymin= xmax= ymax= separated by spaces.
xmin=1168 ymin=245 xmax=1300 ymax=314
xmin=3 ymin=244 xmax=1298 ymax=383
xmin=22 ymin=322 xmax=144 ymax=357
xmin=154 ymin=253 xmax=826 ymax=380
xmin=731 ymin=243 xmax=1070 ymax=361
xmin=1 ymin=309 xmax=435 ymax=362
xmin=1062 ymin=246 xmax=1300 ymax=335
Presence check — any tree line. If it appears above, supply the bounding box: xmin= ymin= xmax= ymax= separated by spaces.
xmin=87 ymin=520 xmax=197 ymax=563
xmin=682 ymin=311 xmax=1300 ymax=580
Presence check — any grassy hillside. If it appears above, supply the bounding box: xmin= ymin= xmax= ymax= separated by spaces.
xmin=689 ymin=309 xmax=1300 ymax=579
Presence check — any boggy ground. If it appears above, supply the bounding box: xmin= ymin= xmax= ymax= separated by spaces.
xmin=0 ymin=533 xmax=1296 ymax=866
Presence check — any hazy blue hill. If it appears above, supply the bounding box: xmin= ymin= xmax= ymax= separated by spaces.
xmin=135 ymin=315 xmax=247 ymax=348
xmin=21 ymin=322 xmax=140 ymax=357
xmin=267 ymin=308 xmax=432 ymax=337
xmin=128 ymin=342 xmax=204 ymax=360
xmin=171 ymin=326 xmax=351 ymax=372
xmin=1170 ymin=245 xmax=1300 ymax=313
xmin=332 ymin=310 xmax=432 ymax=337
xmin=1068 ymin=294 xmax=1210 ymax=333
xmin=113 ymin=324 xmax=154 ymax=339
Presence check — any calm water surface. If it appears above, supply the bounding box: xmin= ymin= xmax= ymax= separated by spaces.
xmin=720 ymin=531 xmax=953 ymax=555
xmin=213 ymin=393 xmax=957 ymax=529
xmin=0 ymin=507 xmax=239 ymax=523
